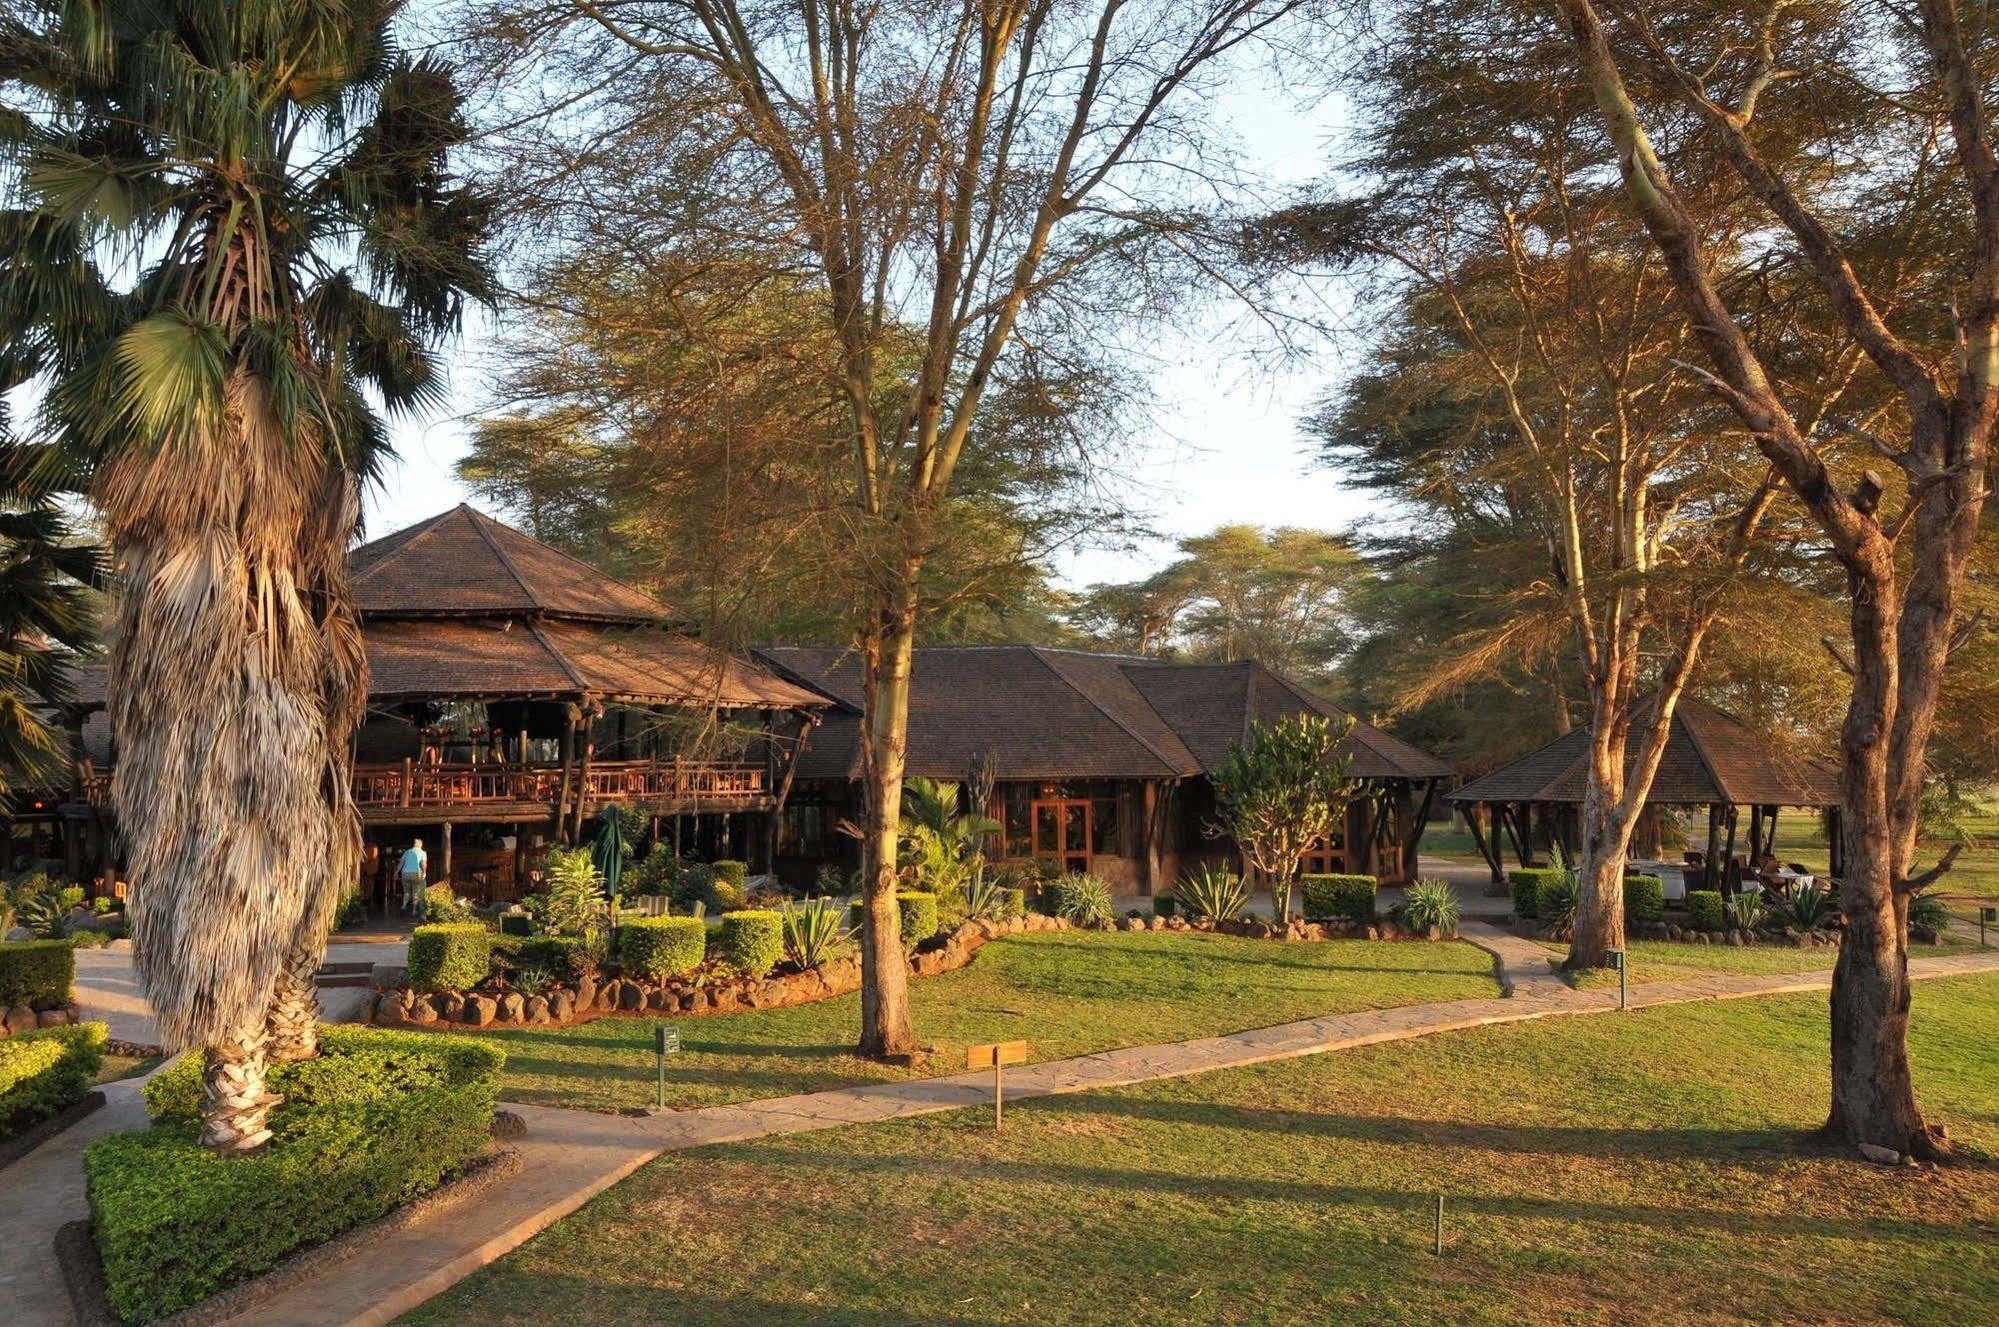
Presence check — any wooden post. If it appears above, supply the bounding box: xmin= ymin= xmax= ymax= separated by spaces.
xmin=763 ymin=714 xmax=813 ymax=875
xmin=556 ymin=705 xmax=578 ymax=844
xmin=440 ymin=821 xmax=453 ymax=886
xmin=1466 ymin=804 xmax=1503 ymax=885
xmin=1721 ymin=805 xmax=1739 ymax=891
xmin=571 ymin=705 xmax=597 ymax=843
xmin=400 ymin=756 xmax=412 ymax=809
xmin=1704 ymin=803 xmax=1723 ymax=890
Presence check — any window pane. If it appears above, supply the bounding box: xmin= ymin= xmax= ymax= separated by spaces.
xmin=1065 ymin=805 xmax=1088 ymax=853
xmin=1092 ymin=799 xmax=1118 ymax=854
xmin=1035 ymin=806 xmax=1058 ymax=854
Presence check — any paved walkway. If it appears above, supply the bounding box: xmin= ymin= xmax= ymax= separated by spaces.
xmin=10 ymin=940 xmax=1997 ymax=1327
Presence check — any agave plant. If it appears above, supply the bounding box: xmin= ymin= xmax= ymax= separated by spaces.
xmin=1537 ymin=876 xmax=1580 ymax=931
xmin=0 ymin=1 xmax=493 ymax=1151
xmin=781 ymin=898 xmax=856 ymax=970
xmin=16 ymin=889 xmax=72 ymax=939
xmin=1726 ymin=891 xmax=1767 ymax=933
xmin=1908 ymin=891 xmax=1950 ymax=933
xmin=1781 ymin=882 xmax=1830 ymax=933
xmin=962 ymin=868 xmax=1005 ymax=922
xmin=1402 ymin=879 xmax=1460 ymax=935
xmin=1174 ymin=865 xmax=1248 ymax=921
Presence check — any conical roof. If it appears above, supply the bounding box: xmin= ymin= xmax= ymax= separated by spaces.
xmin=1447 ymin=696 xmax=1839 ymax=807
xmin=350 ymin=504 xmax=666 ymax=622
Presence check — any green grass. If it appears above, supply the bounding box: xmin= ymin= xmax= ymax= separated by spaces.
xmin=92 ymin=1052 xmax=162 ymax=1086
xmin=485 ymin=929 xmax=1502 ymax=1111
xmin=405 ymin=971 xmax=1999 ymax=1327
xmin=1541 ymin=938 xmax=1971 ymax=984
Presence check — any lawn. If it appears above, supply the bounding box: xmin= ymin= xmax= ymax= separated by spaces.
xmin=485 ymin=929 xmax=1503 ymax=1111
xmin=1540 ymin=937 xmax=1973 ymax=985
xmin=405 ymin=971 xmax=1999 ymax=1327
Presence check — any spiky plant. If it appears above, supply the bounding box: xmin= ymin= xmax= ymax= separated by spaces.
xmin=0 ymin=435 xmax=101 ymax=796
xmin=0 ymin=1 xmax=490 ymax=1151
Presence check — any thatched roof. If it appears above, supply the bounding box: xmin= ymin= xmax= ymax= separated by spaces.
xmin=351 ymin=504 xmax=666 ymax=623
xmin=756 ymin=646 xmax=1452 ymax=783
xmin=1447 ymin=696 xmax=1839 ymax=807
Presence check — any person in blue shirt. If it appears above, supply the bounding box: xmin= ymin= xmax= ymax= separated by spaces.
xmin=399 ymin=839 xmax=428 ymax=916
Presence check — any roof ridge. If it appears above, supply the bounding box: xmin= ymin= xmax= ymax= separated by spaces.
xmin=523 ymin=618 xmax=592 ymax=692
xmin=350 ymin=507 xmax=459 ymax=586
xmin=1026 ymin=646 xmax=1186 ymax=776
xmin=464 ymin=507 xmax=547 ymax=613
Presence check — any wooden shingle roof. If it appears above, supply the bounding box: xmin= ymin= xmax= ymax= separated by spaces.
xmin=1447 ymin=696 xmax=1839 ymax=807
xmin=756 ymin=647 xmax=1452 ymax=783
xmin=351 ymin=505 xmax=666 ymax=623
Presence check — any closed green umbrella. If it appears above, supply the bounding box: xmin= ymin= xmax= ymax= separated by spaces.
xmin=591 ymin=805 xmax=629 ymax=891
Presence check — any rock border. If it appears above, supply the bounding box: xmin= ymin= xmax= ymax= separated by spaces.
xmin=0 ymin=1088 xmax=104 ymax=1171
xmin=1514 ymin=915 xmax=1846 ymax=951
xmin=56 ymin=1143 xmax=526 ymax=1327
xmin=1 ymin=999 xmax=85 ymax=1038
xmin=366 ymin=906 xmax=1462 ymax=1035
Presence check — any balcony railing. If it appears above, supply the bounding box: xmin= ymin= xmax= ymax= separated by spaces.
xmin=80 ymin=758 xmax=768 ymax=814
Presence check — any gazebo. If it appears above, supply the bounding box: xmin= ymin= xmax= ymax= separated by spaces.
xmin=1446 ymin=696 xmax=1842 ymax=892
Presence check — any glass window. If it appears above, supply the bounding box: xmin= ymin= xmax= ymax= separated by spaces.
xmin=1092 ymin=798 xmax=1118 ymax=855
xmin=1003 ymin=786 xmax=1032 ymax=856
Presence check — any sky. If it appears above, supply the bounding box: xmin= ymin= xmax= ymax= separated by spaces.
xmin=363 ymin=65 xmax=1374 ymax=593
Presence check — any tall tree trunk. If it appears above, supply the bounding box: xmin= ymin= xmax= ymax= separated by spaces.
xmin=1567 ymin=774 xmax=1629 ymax=968
xmin=856 ymin=587 xmax=919 ymax=1060
xmin=201 ymin=1024 xmax=279 ymax=1154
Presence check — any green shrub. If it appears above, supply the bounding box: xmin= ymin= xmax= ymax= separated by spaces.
xmin=16 ymin=892 xmax=71 ymax=938
xmin=68 ymin=928 xmax=107 ymax=949
xmin=996 ymin=887 xmax=1026 ymax=921
xmin=406 ymin=924 xmax=490 ymax=993
xmin=780 ymin=899 xmax=853 ymax=969
xmin=0 ymin=937 xmax=76 ymax=1009
xmin=1624 ymin=873 xmax=1665 ymax=923
xmin=422 ymin=883 xmax=476 ymax=925
xmin=99 ymin=1027 xmax=502 ymax=1322
xmin=91 ymin=896 xmax=115 ymax=915
xmin=57 ymin=884 xmax=84 ymax=909
xmin=516 ymin=934 xmax=593 ymax=980
xmin=1780 ymin=881 xmax=1831 ymax=932
xmin=1174 ymin=865 xmax=1247 ymax=921
xmin=716 ymin=910 xmax=783 ymax=977
xmin=1152 ymin=895 xmax=1176 ymax=918
xmin=1302 ymin=873 xmax=1378 ymax=921
xmin=1687 ymin=890 xmax=1725 ymax=932
xmin=0 ymin=1021 xmax=104 ymax=1138
xmin=1052 ymin=874 xmax=1114 ymax=926
xmin=1538 ymin=876 xmax=1579 ymax=929
xmin=619 ymin=916 xmax=706 ymax=979
xmin=708 ymin=876 xmax=745 ymax=913
xmin=712 ymin=860 xmax=748 ymax=889
xmin=1401 ymin=879 xmax=1460 ymax=934
xmin=1910 ymin=891 xmax=1950 ymax=932
xmin=1509 ymin=868 xmax=1569 ymax=919
xmin=851 ymin=891 xmax=941 ymax=951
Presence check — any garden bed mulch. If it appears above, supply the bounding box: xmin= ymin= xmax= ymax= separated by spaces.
xmin=0 ymin=1089 xmax=105 ymax=1171
xmin=56 ymin=1140 xmax=525 ymax=1327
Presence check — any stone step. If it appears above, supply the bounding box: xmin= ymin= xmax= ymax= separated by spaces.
xmin=317 ymin=961 xmax=375 ymax=975
xmin=314 ymin=973 xmax=375 ymax=989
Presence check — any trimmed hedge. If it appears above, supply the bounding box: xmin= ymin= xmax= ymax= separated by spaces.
xmin=407 ymin=924 xmax=490 ymax=993
xmin=849 ymin=891 xmax=941 ymax=952
xmin=510 ymin=935 xmax=593 ymax=981
xmin=1687 ymin=890 xmax=1726 ymax=932
xmin=996 ymin=887 xmax=1027 ymax=921
xmin=1624 ymin=873 xmax=1665 ymax=924
xmin=0 ymin=937 xmax=76 ymax=1009
xmin=1153 ymin=895 xmax=1177 ymax=918
xmin=1302 ymin=874 xmax=1378 ymax=921
xmin=712 ymin=860 xmax=748 ymax=889
xmin=1509 ymin=868 xmax=1570 ymax=919
xmin=0 ymin=1020 xmax=105 ymax=1138
xmin=619 ymin=916 xmax=707 ymax=979
xmin=99 ymin=1026 xmax=503 ymax=1323
xmin=716 ymin=910 xmax=783 ymax=978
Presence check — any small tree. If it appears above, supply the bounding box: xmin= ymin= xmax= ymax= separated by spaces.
xmin=1210 ymin=715 xmax=1357 ymax=921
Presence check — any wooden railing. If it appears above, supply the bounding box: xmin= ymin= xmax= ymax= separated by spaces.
xmin=78 ymin=761 xmax=767 ymax=813
xmin=349 ymin=758 xmax=765 ymax=811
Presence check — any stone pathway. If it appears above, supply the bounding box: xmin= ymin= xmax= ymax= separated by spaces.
xmin=9 ymin=943 xmax=1997 ymax=1327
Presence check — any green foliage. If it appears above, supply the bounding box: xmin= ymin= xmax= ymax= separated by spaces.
xmin=1401 ymin=879 xmax=1460 ymax=935
xmin=508 ymin=963 xmax=555 ymax=996
xmin=996 ymin=886 xmax=1027 ymax=921
xmin=709 ymin=876 xmax=746 ymax=913
xmin=1152 ymin=895 xmax=1177 ymax=918
xmin=849 ymin=890 xmax=942 ymax=951
xmin=1909 ymin=891 xmax=1951 ymax=932
xmin=0 ymin=1021 xmax=104 ymax=1138
xmin=68 ymin=928 xmax=107 ymax=949
xmin=1508 ymin=868 xmax=1570 ymax=919
xmin=1687 ymin=890 xmax=1726 ymax=932
xmin=1303 ymin=873 xmax=1378 ymax=921
xmin=713 ymin=860 xmax=748 ymax=889
xmin=0 ymin=937 xmax=75 ymax=1008
xmin=535 ymin=847 xmax=608 ymax=942
xmin=16 ymin=891 xmax=72 ymax=938
xmin=780 ymin=899 xmax=854 ymax=970
xmin=1726 ymin=891 xmax=1768 ymax=932
xmin=1537 ymin=877 xmax=1579 ymax=930
xmin=962 ymin=869 xmax=1005 ymax=921
xmin=1210 ymin=715 xmax=1357 ymax=918
xmin=511 ymin=935 xmax=594 ymax=982
xmin=1623 ymin=873 xmax=1665 ymax=924
xmin=1051 ymin=874 xmax=1115 ymax=926
xmin=407 ymin=924 xmax=491 ymax=994
xmin=628 ymin=843 xmax=679 ymax=898
xmin=97 ymin=1028 xmax=501 ymax=1322
xmin=1779 ymin=882 xmax=1830 ymax=932
xmin=717 ymin=910 xmax=784 ymax=978
xmin=618 ymin=916 xmax=707 ymax=979
xmin=423 ymin=883 xmax=477 ymax=925
xmin=1174 ymin=865 xmax=1248 ymax=921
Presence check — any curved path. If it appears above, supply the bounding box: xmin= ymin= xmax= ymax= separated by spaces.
xmin=6 ymin=941 xmax=1996 ymax=1327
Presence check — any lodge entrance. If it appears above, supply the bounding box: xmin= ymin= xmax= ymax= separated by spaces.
xmin=1031 ymin=799 xmax=1092 ymax=874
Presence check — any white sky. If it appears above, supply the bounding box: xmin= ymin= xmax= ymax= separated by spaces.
xmin=364 ymin=70 xmax=1374 ymax=593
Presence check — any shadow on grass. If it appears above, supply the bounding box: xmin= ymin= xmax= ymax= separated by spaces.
xmin=412 ymin=1278 xmax=1027 ymax=1327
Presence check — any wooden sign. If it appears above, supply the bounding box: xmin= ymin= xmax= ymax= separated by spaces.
xmin=966 ymin=1040 xmax=1028 ymax=1069
xmin=967 ymin=1040 xmax=1028 ymax=1129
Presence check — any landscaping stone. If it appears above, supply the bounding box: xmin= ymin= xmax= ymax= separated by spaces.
xmin=462 ymin=995 xmax=496 ymax=1027
xmin=709 ymin=987 xmax=741 ymax=1014
xmin=644 ymin=987 xmax=672 ymax=1012
xmin=1857 ymin=1143 xmax=1907 ymax=1167
xmin=598 ymin=984 xmax=621 ymax=1012
xmin=36 ymin=1006 xmax=73 ymax=1028
xmin=574 ymin=976 xmax=597 ymax=1011
xmin=409 ymin=999 xmax=438 ymax=1026
xmin=618 ymin=980 xmax=644 ymax=1011
xmin=4 ymin=1004 xmax=34 ymax=1035
xmin=548 ymin=991 xmax=574 ymax=1022
xmin=441 ymin=991 xmax=466 ymax=1020
xmin=498 ymin=992 xmax=525 ymax=1023
xmin=525 ymin=994 xmax=550 ymax=1024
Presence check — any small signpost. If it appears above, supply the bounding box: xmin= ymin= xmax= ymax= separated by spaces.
xmin=1982 ymin=906 xmax=1996 ymax=950
xmin=1607 ymin=947 xmax=1627 ymax=1011
xmin=654 ymin=1023 xmax=681 ymax=1110
xmin=967 ymin=1040 xmax=1028 ymax=1129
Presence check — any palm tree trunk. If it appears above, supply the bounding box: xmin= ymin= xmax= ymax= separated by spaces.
xmin=201 ymin=1026 xmax=280 ymax=1154
xmin=264 ymin=948 xmax=321 ymax=1062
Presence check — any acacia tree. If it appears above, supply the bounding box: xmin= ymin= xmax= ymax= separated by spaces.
xmin=1263 ymin=1 xmax=1849 ymax=967
xmin=1210 ymin=714 xmax=1356 ymax=921
xmin=1 ymin=1 xmax=490 ymax=1149
xmin=461 ymin=0 xmax=1314 ymax=1057
xmin=1550 ymin=0 xmax=1994 ymax=1158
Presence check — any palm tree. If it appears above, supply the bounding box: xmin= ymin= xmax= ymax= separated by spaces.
xmin=0 ymin=1 xmax=491 ymax=1152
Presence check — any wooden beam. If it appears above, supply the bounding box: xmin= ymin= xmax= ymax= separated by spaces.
xmin=1465 ymin=803 xmax=1503 ymax=884
xmin=763 ymin=713 xmax=815 ymax=872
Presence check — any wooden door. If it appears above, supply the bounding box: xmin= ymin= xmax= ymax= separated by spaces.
xmin=1032 ymin=799 xmax=1092 ymax=873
